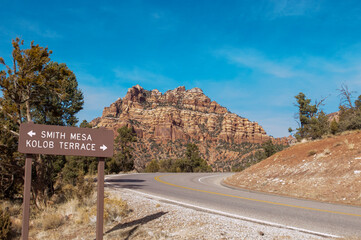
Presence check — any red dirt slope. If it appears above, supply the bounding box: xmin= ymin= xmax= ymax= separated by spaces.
xmin=225 ymin=130 xmax=361 ymax=206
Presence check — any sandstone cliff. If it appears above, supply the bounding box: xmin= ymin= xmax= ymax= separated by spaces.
xmin=91 ymin=85 xmax=290 ymax=171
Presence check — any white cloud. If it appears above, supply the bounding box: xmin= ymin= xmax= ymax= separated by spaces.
xmin=76 ymin=71 xmax=103 ymax=85
xmin=217 ymin=48 xmax=303 ymax=78
xmin=268 ymin=0 xmax=320 ymax=18
xmin=16 ymin=19 xmax=62 ymax=39
xmin=217 ymin=46 xmax=361 ymax=85
xmin=214 ymin=45 xmax=361 ymax=137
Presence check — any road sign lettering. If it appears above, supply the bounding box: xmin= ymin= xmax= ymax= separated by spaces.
xmin=70 ymin=132 xmax=92 ymax=141
xmin=27 ymin=130 xmax=36 ymax=137
xmin=41 ymin=131 xmax=66 ymax=139
xmin=59 ymin=141 xmax=96 ymax=151
xmin=100 ymin=144 xmax=107 ymax=151
xmin=19 ymin=123 xmax=114 ymax=157
xmin=26 ymin=139 xmax=55 ymax=149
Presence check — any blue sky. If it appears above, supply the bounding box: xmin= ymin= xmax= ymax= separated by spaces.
xmin=1 ymin=0 xmax=361 ymax=137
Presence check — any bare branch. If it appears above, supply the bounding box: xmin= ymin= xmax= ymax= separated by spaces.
xmin=1 ymin=124 xmax=19 ymax=137
xmin=0 ymin=105 xmax=15 ymax=120
xmin=10 ymin=129 xmax=19 ymax=137
xmin=338 ymin=84 xmax=356 ymax=109
xmin=315 ymin=95 xmax=329 ymax=110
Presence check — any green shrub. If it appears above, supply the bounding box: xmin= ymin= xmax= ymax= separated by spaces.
xmin=61 ymin=173 xmax=94 ymax=203
xmin=75 ymin=173 xmax=94 ymax=203
xmin=145 ymin=159 xmax=160 ymax=173
xmin=338 ymin=106 xmax=361 ymax=132
xmin=330 ymin=119 xmax=339 ymax=135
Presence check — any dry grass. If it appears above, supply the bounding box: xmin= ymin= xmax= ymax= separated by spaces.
xmin=315 ymin=148 xmax=331 ymax=160
xmin=61 ymin=184 xmax=78 ymax=202
xmin=226 ymin=130 xmax=361 ymax=206
xmin=308 ymin=150 xmax=317 ymax=156
xmin=0 ymin=201 xmax=22 ymax=217
xmin=344 ymin=139 xmax=355 ymax=150
xmin=104 ymin=195 xmax=128 ymax=223
xmin=1 ymin=201 xmax=22 ymax=238
xmin=41 ymin=213 xmax=64 ymax=230
xmin=0 ymin=189 xmax=129 ymax=239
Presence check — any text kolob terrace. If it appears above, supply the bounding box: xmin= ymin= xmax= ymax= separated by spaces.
xmin=18 ymin=123 xmax=114 ymax=157
xmin=27 ymin=130 xmax=96 ymax=151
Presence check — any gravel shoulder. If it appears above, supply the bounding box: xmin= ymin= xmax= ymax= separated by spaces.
xmin=103 ymin=187 xmax=328 ymax=240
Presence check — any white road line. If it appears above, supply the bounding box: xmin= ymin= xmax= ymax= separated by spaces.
xmin=120 ymin=188 xmax=340 ymax=239
xmin=198 ymin=174 xmax=223 ymax=184
xmin=104 ymin=173 xmax=139 ymax=181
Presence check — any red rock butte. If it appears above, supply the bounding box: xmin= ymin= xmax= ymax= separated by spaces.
xmin=91 ymin=85 xmax=288 ymax=144
xmin=91 ymin=85 xmax=292 ymax=171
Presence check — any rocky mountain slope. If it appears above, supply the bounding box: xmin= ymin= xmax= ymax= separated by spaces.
xmin=225 ymin=130 xmax=361 ymax=206
xmin=91 ymin=85 xmax=291 ymax=171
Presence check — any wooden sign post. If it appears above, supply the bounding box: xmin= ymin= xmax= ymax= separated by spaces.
xmin=96 ymin=158 xmax=105 ymax=240
xmin=18 ymin=123 xmax=114 ymax=240
xmin=21 ymin=154 xmax=33 ymax=240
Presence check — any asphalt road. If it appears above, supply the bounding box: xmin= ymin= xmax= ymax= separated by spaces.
xmin=105 ymin=173 xmax=361 ymax=237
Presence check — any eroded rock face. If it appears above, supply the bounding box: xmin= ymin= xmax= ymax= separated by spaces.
xmin=92 ymin=85 xmax=290 ymax=170
xmin=94 ymin=85 xmax=272 ymax=143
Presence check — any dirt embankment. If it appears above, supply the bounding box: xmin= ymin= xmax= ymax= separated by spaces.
xmin=225 ymin=130 xmax=361 ymax=206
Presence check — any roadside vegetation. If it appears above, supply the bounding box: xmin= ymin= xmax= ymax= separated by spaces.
xmin=231 ymin=140 xmax=288 ymax=172
xmin=0 ymin=39 xmax=137 ymax=239
xmin=0 ymin=182 xmax=129 ymax=239
xmin=106 ymin=126 xmax=137 ymax=174
xmin=144 ymin=143 xmax=212 ymax=172
xmin=225 ymin=129 xmax=361 ymax=206
xmin=289 ymin=84 xmax=361 ymax=141
xmin=226 ymin=85 xmax=361 ymax=206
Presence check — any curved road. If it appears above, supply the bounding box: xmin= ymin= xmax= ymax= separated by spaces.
xmin=105 ymin=173 xmax=361 ymax=237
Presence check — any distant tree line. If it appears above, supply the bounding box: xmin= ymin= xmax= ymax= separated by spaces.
xmin=289 ymin=84 xmax=361 ymax=141
xmin=232 ymin=140 xmax=287 ymax=172
xmin=145 ymin=143 xmax=212 ymax=173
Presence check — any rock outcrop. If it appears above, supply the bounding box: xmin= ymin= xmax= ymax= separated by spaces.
xmin=93 ymin=85 xmax=273 ymax=143
xmin=91 ymin=85 xmax=290 ymax=171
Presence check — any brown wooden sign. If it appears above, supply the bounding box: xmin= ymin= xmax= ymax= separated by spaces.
xmin=18 ymin=122 xmax=114 ymax=157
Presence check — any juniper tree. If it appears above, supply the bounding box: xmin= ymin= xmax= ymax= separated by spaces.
xmin=292 ymin=92 xmax=328 ymax=140
xmin=0 ymin=38 xmax=83 ymax=203
xmin=107 ymin=126 xmax=137 ymax=173
xmin=338 ymin=85 xmax=361 ymax=131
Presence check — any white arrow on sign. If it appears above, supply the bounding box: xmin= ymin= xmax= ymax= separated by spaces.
xmin=27 ymin=130 xmax=36 ymax=137
xmin=100 ymin=145 xmax=107 ymax=151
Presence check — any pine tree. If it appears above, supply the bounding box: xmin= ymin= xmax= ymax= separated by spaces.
xmin=294 ymin=92 xmax=317 ymax=139
xmin=293 ymin=92 xmax=328 ymax=140
xmin=107 ymin=126 xmax=137 ymax=173
xmin=0 ymin=38 xmax=84 ymax=202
